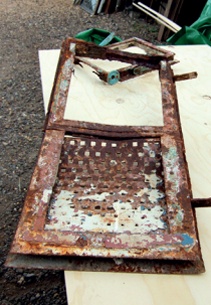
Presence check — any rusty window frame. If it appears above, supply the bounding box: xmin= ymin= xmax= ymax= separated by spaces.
xmin=6 ymin=38 xmax=207 ymax=274
xmin=80 ymin=0 xmax=101 ymax=14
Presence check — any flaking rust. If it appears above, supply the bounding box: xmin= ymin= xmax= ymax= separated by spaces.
xmin=6 ymin=37 xmax=211 ymax=274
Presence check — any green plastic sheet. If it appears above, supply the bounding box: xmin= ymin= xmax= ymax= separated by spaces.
xmin=75 ymin=28 xmax=122 ymax=46
xmin=167 ymin=0 xmax=211 ymax=46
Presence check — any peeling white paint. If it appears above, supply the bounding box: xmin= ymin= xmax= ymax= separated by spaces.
xmin=118 ymin=190 xmax=128 ymax=196
xmin=33 ymin=189 xmax=52 ymax=216
xmin=79 ymin=192 xmax=110 ymax=201
xmin=45 ymin=190 xmax=166 ymax=234
xmin=41 ymin=189 xmax=52 ymax=203
xmin=38 ymin=155 xmax=47 ymax=167
xmin=143 ymin=173 xmax=162 ymax=188
xmin=32 ymin=195 xmax=40 ymax=215
xmin=135 ymin=187 xmax=164 ymax=204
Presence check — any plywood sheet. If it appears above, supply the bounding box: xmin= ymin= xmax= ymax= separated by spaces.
xmin=39 ymin=44 xmax=211 ymax=305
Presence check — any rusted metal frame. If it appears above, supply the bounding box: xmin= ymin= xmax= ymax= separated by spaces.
xmin=159 ymin=60 xmax=201 ymax=258
xmin=10 ymin=133 xmax=201 ymax=261
xmin=67 ymin=38 xmax=172 ymax=68
xmin=47 ymin=121 xmax=164 ymax=138
xmin=75 ymin=57 xmax=152 ymax=84
xmin=17 ymin=45 xmax=199 ymax=258
xmin=45 ymin=40 xmax=164 ymax=136
xmin=45 ymin=42 xmax=199 ymax=247
xmin=10 ymin=136 xmax=201 ymax=262
xmin=108 ymin=39 xmax=190 ymax=85
xmin=45 ymin=38 xmax=162 ymax=137
xmin=11 ymin=204 xmax=202 ymax=260
xmin=45 ymin=47 xmax=75 ymax=128
xmin=10 ymin=130 xmax=65 ymax=250
xmin=45 ymin=37 xmax=174 ymax=130
xmin=108 ymin=37 xmax=175 ymax=60
xmin=77 ymin=57 xmax=180 ymax=84
xmin=9 ymin=129 xmax=201 ymax=259
xmin=73 ymin=37 xmax=175 ymax=84
xmin=10 ymin=230 xmax=203 ymax=260
xmin=7 ymin=38 xmax=206 ymax=273
xmin=6 ymin=253 xmax=205 ymax=274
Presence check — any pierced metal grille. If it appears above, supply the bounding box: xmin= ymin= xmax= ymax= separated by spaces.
xmin=46 ymin=137 xmax=167 ymax=235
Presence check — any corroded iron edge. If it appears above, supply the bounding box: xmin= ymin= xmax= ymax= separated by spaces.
xmin=5 ymin=253 xmax=205 ymax=274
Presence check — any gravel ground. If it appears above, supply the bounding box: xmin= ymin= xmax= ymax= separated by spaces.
xmin=0 ymin=1 xmax=159 ymax=303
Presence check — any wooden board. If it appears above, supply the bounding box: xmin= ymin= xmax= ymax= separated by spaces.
xmin=39 ymin=44 xmax=211 ymax=305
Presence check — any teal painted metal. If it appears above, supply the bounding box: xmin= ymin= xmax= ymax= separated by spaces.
xmin=107 ymin=70 xmax=120 ymax=85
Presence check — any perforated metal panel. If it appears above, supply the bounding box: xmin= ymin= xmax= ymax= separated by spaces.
xmin=45 ymin=137 xmax=166 ymax=236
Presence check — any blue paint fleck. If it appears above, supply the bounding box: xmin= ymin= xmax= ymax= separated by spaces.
xmin=181 ymin=234 xmax=194 ymax=246
xmin=140 ymin=206 xmax=145 ymax=211
xmin=81 ymin=235 xmax=87 ymax=240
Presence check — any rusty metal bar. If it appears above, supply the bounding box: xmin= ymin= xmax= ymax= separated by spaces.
xmin=173 ymin=71 xmax=198 ymax=82
xmin=47 ymin=121 xmax=164 ymax=137
xmin=102 ymin=37 xmax=175 ymax=60
xmin=192 ymin=198 xmax=211 ymax=208
xmin=6 ymin=253 xmax=205 ymax=274
xmin=11 ymin=129 xmax=64 ymax=244
xmin=68 ymin=38 xmax=168 ymax=69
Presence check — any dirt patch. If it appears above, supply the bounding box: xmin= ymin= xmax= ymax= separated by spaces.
xmin=0 ymin=1 xmax=160 ymax=303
